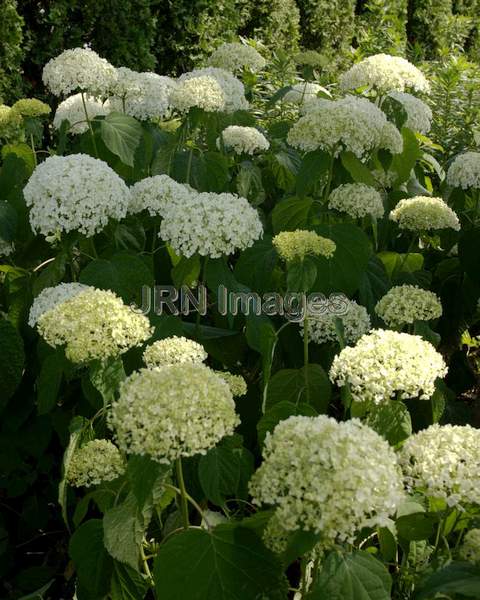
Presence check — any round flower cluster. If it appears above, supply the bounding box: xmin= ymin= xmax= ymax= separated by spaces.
xmin=159 ymin=191 xmax=263 ymax=258
xmin=37 ymin=288 xmax=152 ymax=363
xmin=208 ymin=42 xmax=266 ymax=73
xmin=67 ymin=439 xmax=125 ymax=488
xmin=339 ymin=54 xmax=430 ymax=94
xmin=375 ymin=285 xmax=442 ymax=328
xmin=287 ymin=96 xmax=403 ymax=159
xmin=128 ymin=174 xmax=193 ymax=216
xmin=0 ymin=241 xmax=14 ymax=256
xmin=143 ymin=336 xmax=207 ymax=367
xmin=447 ymin=152 xmax=480 ymax=190
xmin=176 ymin=67 xmax=248 ymax=113
xmin=219 ymin=126 xmax=270 ymax=155
xmin=0 ymin=104 xmax=23 ymax=141
xmin=28 ymin=282 xmax=90 ymax=328
xmin=283 ymin=82 xmax=329 ymax=105
xmin=389 ymin=196 xmax=460 ymax=232
xmin=109 ymin=364 xmax=239 ymax=463
xmin=328 ymin=183 xmax=384 ymax=219
xmin=214 ymin=371 xmax=247 ymax=397
xmin=111 ymin=68 xmax=176 ymax=120
xmin=329 ymin=329 xmax=447 ymax=405
xmin=388 ymin=91 xmax=432 ymax=134
xmin=272 ymin=230 xmax=336 ymax=262
xmin=249 ymin=415 xmax=404 ymax=547
xmin=12 ymin=98 xmax=51 ymax=118
xmin=42 ymin=47 xmax=117 ymax=96
xmin=53 ymin=94 xmax=111 ymax=134
xmin=301 ymin=299 xmax=371 ymax=346
xmin=170 ymin=75 xmax=225 ymax=113
xmin=459 ymin=529 xmax=480 ymax=564
xmin=23 ymin=154 xmax=130 ymax=238
xmin=399 ymin=424 xmax=480 ymax=508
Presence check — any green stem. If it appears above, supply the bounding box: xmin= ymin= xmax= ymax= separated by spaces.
xmin=303 ymin=313 xmax=310 ymax=403
xmin=186 ymin=147 xmax=194 ymax=185
xmin=175 ymin=458 xmax=189 ymax=530
xmin=30 ymin=134 xmax=37 ymax=167
xmin=81 ymin=91 xmax=99 ymax=158
xmin=140 ymin=543 xmax=154 ymax=586
xmin=323 ymin=153 xmax=335 ymax=203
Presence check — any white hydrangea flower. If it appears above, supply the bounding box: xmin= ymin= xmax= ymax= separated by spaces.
xmin=42 ymin=47 xmax=117 ymax=96
xmin=208 ymin=42 xmax=266 ymax=73
xmin=287 ymin=96 xmax=403 ymax=159
xmin=28 ymin=282 xmax=90 ymax=328
xmin=128 ymin=174 xmax=193 ymax=216
xmin=283 ymin=82 xmax=330 ymax=105
xmin=339 ymin=54 xmax=430 ymax=94
xmin=328 ymin=183 xmax=384 ymax=219
xmin=109 ymin=364 xmax=239 ymax=463
xmin=375 ymin=285 xmax=442 ymax=328
xmin=272 ymin=230 xmax=336 ymax=262
xmin=37 ymin=288 xmax=153 ymax=363
xmin=110 ymin=68 xmax=176 ymax=120
xmin=388 ymin=91 xmax=432 ymax=134
xmin=143 ymin=336 xmax=207 ymax=367
xmin=0 ymin=240 xmax=14 ymax=256
xmin=447 ymin=152 xmax=480 ymax=189
xmin=389 ymin=196 xmax=460 ymax=232
xmin=249 ymin=415 xmax=404 ymax=548
xmin=399 ymin=424 xmax=480 ymax=508
xmin=459 ymin=529 xmax=480 ymax=564
xmin=53 ymin=94 xmax=111 ymax=134
xmin=301 ymin=299 xmax=371 ymax=345
xmin=218 ymin=126 xmax=269 ymax=155
xmin=214 ymin=371 xmax=247 ymax=397
xmin=159 ymin=191 xmax=263 ymax=258
xmin=67 ymin=439 xmax=125 ymax=488
xmin=23 ymin=154 xmax=131 ymax=238
xmin=176 ymin=67 xmax=249 ymax=113
xmin=329 ymin=329 xmax=447 ymax=405
xmin=170 ymin=75 xmax=225 ymax=113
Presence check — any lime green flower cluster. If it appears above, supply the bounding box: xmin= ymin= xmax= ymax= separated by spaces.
xmin=272 ymin=229 xmax=336 ymax=262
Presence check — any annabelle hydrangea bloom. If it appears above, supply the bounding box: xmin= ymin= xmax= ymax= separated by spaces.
xmin=301 ymin=299 xmax=371 ymax=345
xmin=214 ymin=371 xmax=247 ymax=397
xmin=67 ymin=439 xmax=125 ymax=488
xmin=447 ymin=152 xmax=480 ymax=189
xmin=328 ymin=183 xmax=384 ymax=219
xmin=375 ymin=285 xmax=442 ymax=328
xmin=459 ymin=530 xmax=480 ymax=564
xmin=287 ymin=96 xmax=402 ymax=159
xmin=109 ymin=364 xmax=239 ymax=463
xmin=389 ymin=196 xmax=460 ymax=231
xmin=387 ymin=91 xmax=432 ymax=134
xmin=128 ymin=174 xmax=193 ymax=216
xmin=42 ymin=47 xmax=117 ymax=96
xmin=399 ymin=424 xmax=480 ymax=508
xmin=28 ymin=282 xmax=90 ymax=328
xmin=208 ymin=42 xmax=266 ymax=73
xmin=219 ymin=126 xmax=269 ymax=155
xmin=159 ymin=191 xmax=263 ymax=258
xmin=23 ymin=154 xmax=130 ymax=238
xmin=37 ymin=288 xmax=152 ymax=363
xmin=249 ymin=415 xmax=404 ymax=549
xmin=339 ymin=54 xmax=430 ymax=94
xmin=329 ymin=329 xmax=447 ymax=405
xmin=143 ymin=336 xmax=207 ymax=367
xmin=272 ymin=230 xmax=336 ymax=262
xmin=12 ymin=98 xmax=51 ymax=118
xmin=53 ymin=94 xmax=111 ymax=134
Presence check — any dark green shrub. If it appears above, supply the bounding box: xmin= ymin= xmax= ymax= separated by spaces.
xmin=0 ymin=0 xmax=25 ymax=103
xmin=355 ymin=0 xmax=408 ymax=56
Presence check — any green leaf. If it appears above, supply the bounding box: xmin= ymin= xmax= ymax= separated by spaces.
xmin=32 ymin=252 xmax=67 ymax=296
xmin=415 ymin=562 xmax=480 ymax=599
xmin=296 ymin=149 xmax=330 ymax=197
xmin=366 ymin=401 xmax=412 ymax=446
xmin=111 ymin=562 xmax=148 ymax=600
xmin=270 ymin=149 xmax=300 ymax=191
xmin=154 ymin=524 xmax=285 ymax=600
xmin=391 ymin=128 xmax=422 ymax=185
xmin=413 ymin=321 xmax=441 ymax=347
xmin=89 ymin=357 xmax=126 ymax=407
xmin=272 ymin=197 xmax=313 ymax=233
xmin=0 ymin=200 xmax=17 ymax=243
xmin=266 ymin=366 xmax=331 ymax=413
xmin=37 ymin=350 xmax=65 ymax=414
xmin=69 ymin=519 xmax=113 ymax=597
xmin=396 ymin=513 xmax=436 ymax=541
xmin=358 ymin=256 xmax=390 ymax=314
xmin=377 ymin=526 xmax=397 ymax=562
xmin=307 ymin=550 xmax=391 ymax=600
xmin=100 ymin=112 xmax=143 ymax=167
xmin=198 ymin=446 xmax=242 ymax=506
xmin=377 ymin=251 xmax=423 ymax=279
xmin=257 ymin=401 xmax=317 ymax=445
xmin=126 ymin=454 xmax=170 ymax=510
xmin=236 ymin=161 xmax=264 ymax=206
xmin=171 ymin=254 xmax=201 ymax=287
xmin=287 ymin=257 xmax=317 ymax=292
xmin=340 ymin=151 xmax=377 ymax=186
xmin=0 ymin=318 xmax=25 ymax=410
xmin=459 ymin=228 xmax=480 ymax=284
xmin=245 ymin=314 xmax=277 ymax=389
xmin=234 ymin=236 xmax=277 ymax=293
xmin=282 ymin=530 xmax=322 ymax=566
xmin=59 ymin=416 xmax=88 ymax=529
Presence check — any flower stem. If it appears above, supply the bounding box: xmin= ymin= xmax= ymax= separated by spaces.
xmin=30 ymin=134 xmax=37 ymax=167
xmin=303 ymin=314 xmax=310 ymax=403
xmin=175 ymin=457 xmax=190 ymax=530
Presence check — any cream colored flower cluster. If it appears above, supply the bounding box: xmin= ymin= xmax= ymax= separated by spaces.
xmin=399 ymin=424 xmax=480 ymax=508
xmin=283 ymin=82 xmax=328 ymax=105
xmin=42 ymin=48 xmax=117 ymax=96
xmin=0 ymin=241 xmax=14 ymax=256
xmin=328 ymin=183 xmax=384 ymax=219
xmin=215 ymin=371 xmax=247 ymax=397
xmin=143 ymin=336 xmax=207 ymax=367
xmin=375 ymin=285 xmax=442 ymax=328
xmin=459 ymin=529 xmax=480 ymax=564
xmin=28 ymin=282 xmax=90 ymax=328
xmin=67 ymin=439 xmax=125 ymax=488
xmin=329 ymin=329 xmax=447 ymax=405
xmin=24 ymin=154 xmax=130 ymax=238
xmin=301 ymin=299 xmax=371 ymax=345
xmin=388 ymin=91 xmax=432 ymax=134
xmin=37 ymin=288 xmax=152 ymax=363
xmin=109 ymin=365 xmax=239 ymax=463
xmin=339 ymin=54 xmax=430 ymax=93
xmin=389 ymin=196 xmax=460 ymax=232
xmin=272 ymin=229 xmax=336 ymax=262
xmin=249 ymin=415 xmax=404 ymax=548
xmin=159 ymin=191 xmax=263 ymax=258
xmin=288 ymin=96 xmax=402 ymax=159
xmin=53 ymin=94 xmax=111 ymax=134
xmin=447 ymin=152 xmax=480 ymax=190
xmin=219 ymin=126 xmax=270 ymax=155
xmin=128 ymin=174 xmax=193 ymax=216
xmin=208 ymin=42 xmax=266 ymax=73
xmin=12 ymin=98 xmax=51 ymax=118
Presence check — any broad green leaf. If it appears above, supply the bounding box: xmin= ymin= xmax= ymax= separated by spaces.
xmin=282 ymin=530 xmax=321 ymax=566
xmin=234 ymin=236 xmax=277 ymax=294
xmin=366 ymin=401 xmax=412 ymax=446
xmin=270 ymin=149 xmax=300 ymax=191
xmin=459 ymin=228 xmax=480 ymax=284
xmin=198 ymin=446 xmax=242 ymax=506
xmin=100 ymin=112 xmax=143 ymax=167
xmin=59 ymin=416 xmax=88 ymax=529
xmin=358 ymin=256 xmax=390 ymax=314
xmin=296 ymin=149 xmax=331 ymax=197
xmin=377 ymin=251 xmax=423 ymax=279
xmin=1 ymin=142 xmax=35 ymax=174
xmin=266 ymin=365 xmax=331 ymax=413
xmin=257 ymin=401 xmax=317 ymax=444
xmin=377 ymin=526 xmax=397 ymax=562
xmin=271 ymin=197 xmax=313 ymax=233
xmin=236 ymin=161 xmax=264 ymax=206
xmin=396 ymin=513 xmax=436 ymax=541
xmin=126 ymin=454 xmax=170 ymax=510
xmin=0 ymin=318 xmax=25 ymax=409
xmin=32 ymin=252 xmax=67 ymax=296
xmin=391 ymin=128 xmax=422 ymax=185
xmin=286 ymin=257 xmax=317 ymax=292
xmin=413 ymin=321 xmax=441 ymax=347
xmin=0 ymin=200 xmax=17 ymax=243
xmin=89 ymin=357 xmax=126 ymax=407
xmin=245 ymin=314 xmax=277 ymax=389
xmin=111 ymin=562 xmax=148 ymax=600
xmin=171 ymin=254 xmax=201 ymax=287
xmin=340 ymin=151 xmax=377 ymax=186
xmin=37 ymin=350 xmax=65 ymax=414
xmin=415 ymin=562 xmax=480 ymax=599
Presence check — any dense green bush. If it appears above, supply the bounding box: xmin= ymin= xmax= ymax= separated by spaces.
xmin=0 ymin=0 xmax=25 ymax=103
xmin=354 ymin=0 xmax=408 ymax=56
xmin=245 ymin=0 xmax=301 ymax=54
